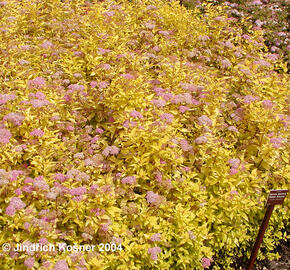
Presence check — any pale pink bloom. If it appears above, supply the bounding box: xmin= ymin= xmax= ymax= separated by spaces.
xmin=252 ymin=0 xmax=262 ymax=5
xmin=33 ymin=176 xmax=49 ymax=190
xmin=110 ymin=146 xmax=120 ymax=155
xmin=30 ymin=129 xmax=44 ymax=137
xmin=5 ymin=205 xmax=16 ymax=216
xmin=243 ymin=95 xmax=258 ymax=104
xmin=0 ymin=128 xmax=12 ymax=144
xmin=144 ymin=22 xmax=155 ymax=30
xmin=41 ymin=41 xmax=53 ymax=49
xmin=53 ymin=260 xmax=69 ymax=270
xmin=121 ymin=176 xmax=136 ymax=185
xmin=99 ymin=81 xmax=109 ymax=89
xmin=68 ymin=84 xmax=85 ymax=91
xmin=228 ymin=158 xmax=240 ymax=168
xmin=225 ymin=41 xmax=234 ymax=49
xmin=130 ymin=110 xmax=143 ymax=119
xmin=30 ymin=99 xmax=50 ymax=107
xmin=100 ymin=63 xmax=111 ymax=70
xmin=70 ymin=187 xmax=86 ymax=196
xmin=74 ymin=51 xmax=83 ymax=57
xmin=188 ymin=231 xmax=196 ymax=240
xmin=10 ymin=170 xmax=24 ymax=182
xmin=228 ymin=126 xmax=238 ymax=132
xmin=262 ymin=100 xmax=273 ymax=109
xmin=0 ymin=93 xmax=17 ymax=104
xmin=151 ymin=99 xmax=166 ymax=107
xmin=267 ymin=54 xmax=279 ymax=61
xmin=230 ymin=190 xmax=239 ymax=195
xmin=199 ymin=35 xmax=210 ymax=41
xmin=150 ymin=233 xmax=161 ymax=242
xmin=103 ymin=11 xmax=115 ymax=17
xmin=179 ymin=106 xmax=189 ymax=113
xmin=3 ymin=112 xmax=25 ymax=126
xmin=147 ymin=5 xmax=157 ymax=10
xmin=146 ymin=191 xmax=161 ymax=205
xmin=74 ymin=153 xmax=84 ymax=159
xmin=24 ymin=222 xmax=30 ymax=230
xmin=160 ymin=113 xmax=174 ymax=123
xmin=97 ymin=48 xmax=111 ymax=55
xmin=73 ymin=73 xmax=83 ymax=79
xmin=19 ymin=59 xmax=30 ymax=65
xmin=202 ymin=257 xmax=212 ymax=269
xmin=24 ymin=257 xmax=35 ymax=269
xmin=54 ymin=173 xmax=67 ymax=182
xmin=221 ymin=58 xmax=231 ymax=68
xmin=229 ymin=168 xmax=238 ymax=175
xmin=198 ymin=115 xmax=213 ymax=127
xmin=96 ymin=128 xmax=104 ymax=134
xmin=180 ymin=139 xmax=192 ymax=151
xmin=28 ymin=77 xmax=46 ymax=89
xmin=270 ymin=137 xmax=283 ymax=149
xmin=121 ymin=73 xmax=134 ymax=79
xmin=195 ymin=136 xmax=208 ymax=144
xmin=148 ymin=247 xmax=161 ymax=261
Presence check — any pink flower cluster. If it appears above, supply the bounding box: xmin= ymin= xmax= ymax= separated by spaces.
xmin=151 ymin=99 xmax=166 ymax=108
xmin=179 ymin=139 xmax=193 ymax=151
xmin=102 ymin=146 xmax=120 ymax=157
xmin=146 ymin=191 xmax=161 ymax=206
xmin=130 ymin=110 xmax=143 ymax=119
xmin=0 ymin=128 xmax=12 ymax=144
xmin=30 ymin=129 xmax=44 ymax=137
xmin=228 ymin=158 xmax=240 ymax=175
xmin=27 ymin=77 xmax=46 ymax=89
xmin=69 ymin=187 xmax=87 ymax=196
xmin=202 ymin=257 xmax=212 ymax=269
xmin=150 ymin=233 xmax=161 ymax=242
xmin=270 ymin=137 xmax=284 ymax=149
xmin=195 ymin=135 xmax=208 ymax=144
xmin=24 ymin=257 xmax=35 ymax=269
xmin=262 ymin=100 xmax=273 ymax=109
xmin=53 ymin=260 xmax=69 ymax=270
xmin=5 ymin=197 xmax=26 ymax=216
xmin=198 ymin=115 xmax=213 ymax=127
xmin=121 ymin=176 xmax=136 ymax=185
xmin=33 ymin=176 xmax=49 ymax=190
xmin=148 ymin=247 xmax=161 ymax=261
xmin=0 ymin=93 xmax=17 ymax=105
xmin=3 ymin=112 xmax=25 ymax=126
xmin=159 ymin=113 xmax=174 ymax=123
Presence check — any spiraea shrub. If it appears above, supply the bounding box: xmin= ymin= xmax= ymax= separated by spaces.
xmin=0 ymin=0 xmax=289 ymax=269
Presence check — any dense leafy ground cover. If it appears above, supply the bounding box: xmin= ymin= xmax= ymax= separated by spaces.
xmin=181 ymin=0 xmax=290 ymax=73
xmin=0 ymin=0 xmax=289 ymax=269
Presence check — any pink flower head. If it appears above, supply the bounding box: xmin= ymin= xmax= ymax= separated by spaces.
xmin=97 ymin=48 xmax=111 ymax=55
xmin=96 ymin=128 xmax=104 ymax=134
xmin=179 ymin=106 xmax=190 ymax=113
xmin=270 ymin=137 xmax=283 ymax=149
xmin=230 ymin=190 xmax=239 ymax=195
xmin=53 ymin=260 xmax=69 ymax=270
xmin=121 ymin=176 xmax=136 ymax=185
xmin=0 ymin=93 xmax=17 ymax=104
xmin=221 ymin=58 xmax=231 ymax=69
xmin=229 ymin=168 xmax=238 ymax=175
xmin=0 ymin=128 xmax=12 ymax=144
xmin=54 ymin=173 xmax=67 ymax=183
xmin=195 ymin=136 xmax=208 ymax=144
xmin=243 ymin=95 xmax=258 ymax=104
xmin=146 ymin=191 xmax=161 ymax=206
xmin=41 ymin=41 xmax=53 ymax=49
xmin=24 ymin=257 xmax=35 ymax=269
xmin=148 ymin=247 xmax=161 ymax=261
xmin=198 ymin=115 xmax=213 ymax=127
xmin=99 ymin=81 xmax=109 ymax=89
xmin=9 ymin=197 xmax=26 ymax=210
xmin=228 ymin=158 xmax=240 ymax=168
xmin=102 ymin=146 xmax=120 ymax=157
xmin=30 ymin=129 xmax=44 ymax=137
xmin=252 ymin=0 xmax=262 ymax=5
xmin=228 ymin=126 xmax=238 ymax=132
xmin=179 ymin=139 xmax=192 ymax=151
xmin=90 ymin=81 xmax=98 ymax=88
xmin=120 ymin=73 xmax=134 ymax=79
xmin=28 ymin=77 xmax=46 ymax=89
xmin=262 ymin=100 xmax=273 ymax=109
xmin=3 ymin=112 xmax=25 ymax=126
xmin=33 ymin=176 xmax=49 ymax=190
xmin=5 ymin=205 xmax=16 ymax=216
xmin=68 ymin=84 xmax=85 ymax=92
xmin=202 ymin=257 xmax=212 ymax=269
xmin=160 ymin=113 xmax=174 ymax=124
xmin=70 ymin=187 xmax=87 ymax=196
xmin=150 ymin=233 xmax=161 ymax=242
xmin=151 ymin=99 xmax=166 ymax=108
xmin=130 ymin=110 xmax=143 ymax=119
xmin=30 ymin=99 xmax=50 ymax=107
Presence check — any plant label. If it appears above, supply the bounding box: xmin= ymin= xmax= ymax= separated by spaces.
xmin=266 ymin=189 xmax=288 ymax=206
